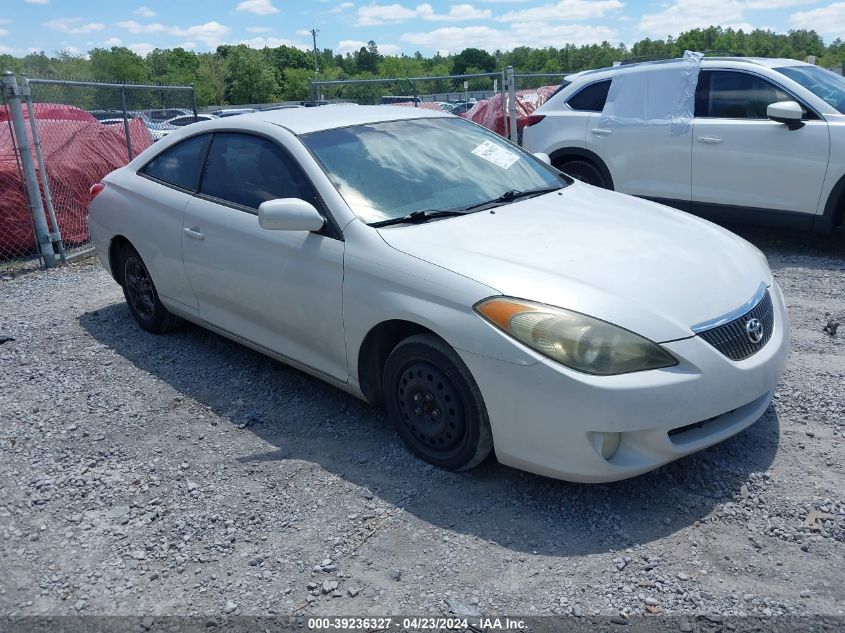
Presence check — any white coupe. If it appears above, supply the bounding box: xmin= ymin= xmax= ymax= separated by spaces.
xmin=87 ymin=106 xmax=789 ymax=482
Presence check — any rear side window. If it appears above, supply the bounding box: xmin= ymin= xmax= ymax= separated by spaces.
xmin=199 ymin=133 xmax=318 ymax=210
xmin=140 ymin=134 xmax=209 ymax=191
xmin=566 ymin=80 xmax=611 ymax=112
xmin=695 ymin=70 xmax=794 ymax=119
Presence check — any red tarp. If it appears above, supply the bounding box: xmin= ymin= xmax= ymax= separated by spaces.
xmin=0 ymin=104 xmax=152 ymax=256
xmin=461 ymin=86 xmax=559 ymax=137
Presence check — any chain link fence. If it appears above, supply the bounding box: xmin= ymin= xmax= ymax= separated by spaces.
xmin=0 ymin=73 xmax=195 ymax=275
xmin=309 ymin=68 xmax=566 ymax=144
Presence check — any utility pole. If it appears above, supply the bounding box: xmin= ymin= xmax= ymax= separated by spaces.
xmin=310 ymin=28 xmax=320 ymax=74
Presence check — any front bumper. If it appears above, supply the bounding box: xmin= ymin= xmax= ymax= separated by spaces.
xmin=458 ymin=282 xmax=790 ymax=483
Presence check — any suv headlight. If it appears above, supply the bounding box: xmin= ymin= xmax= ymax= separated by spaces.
xmin=475 ymin=297 xmax=677 ymax=376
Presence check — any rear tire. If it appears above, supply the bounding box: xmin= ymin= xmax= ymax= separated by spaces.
xmin=118 ymin=244 xmax=181 ymax=334
xmin=557 ymin=159 xmax=609 ymax=188
xmin=382 ymin=334 xmax=493 ymax=471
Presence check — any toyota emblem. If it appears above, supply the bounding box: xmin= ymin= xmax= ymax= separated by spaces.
xmin=745 ymin=317 xmax=764 ymax=344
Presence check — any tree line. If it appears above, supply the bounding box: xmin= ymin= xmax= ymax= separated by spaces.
xmin=1 ymin=26 xmax=843 ymax=107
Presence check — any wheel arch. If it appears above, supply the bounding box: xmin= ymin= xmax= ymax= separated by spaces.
xmin=548 ymin=147 xmax=614 ymax=190
xmin=356 ymin=319 xmax=445 ymax=405
xmin=108 ymin=235 xmax=131 ymax=285
xmin=818 ymin=172 xmax=845 ymax=233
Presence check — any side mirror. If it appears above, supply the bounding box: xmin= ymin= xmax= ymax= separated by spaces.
xmin=767 ymin=101 xmax=804 ymax=130
xmin=534 ymin=152 xmax=552 ymax=165
xmin=258 ymin=198 xmax=325 ymax=232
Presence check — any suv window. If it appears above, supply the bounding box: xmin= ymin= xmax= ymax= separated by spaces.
xmin=140 ymin=134 xmax=209 ymax=191
xmin=695 ymin=70 xmax=794 ymax=119
xmin=200 ymin=133 xmax=318 ymax=210
xmin=566 ymin=80 xmax=611 ymax=112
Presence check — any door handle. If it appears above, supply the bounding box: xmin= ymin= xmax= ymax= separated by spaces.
xmin=183 ymin=227 xmax=204 ymax=240
xmin=696 ymin=136 xmax=723 ymax=144
xmin=591 ymin=128 xmax=612 ymax=136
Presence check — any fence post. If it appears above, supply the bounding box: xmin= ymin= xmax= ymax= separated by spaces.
xmin=120 ymin=86 xmax=134 ymax=161
xmin=2 ymin=72 xmax=56 ymax=268
xmin=21 ymin=75 xmax=66 ymax=264
xmin=506 ymin=66 xmax=518 ymax=145
xmin=190 ymin=84 xmax=198 ymax=121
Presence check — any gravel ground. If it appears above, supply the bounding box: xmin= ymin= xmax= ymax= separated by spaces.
xmin=1 ymin=226 xmax=843 ymax=621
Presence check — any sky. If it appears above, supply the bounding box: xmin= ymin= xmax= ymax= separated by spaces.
xmin=1 ymin=0 xmax=843 ymax=59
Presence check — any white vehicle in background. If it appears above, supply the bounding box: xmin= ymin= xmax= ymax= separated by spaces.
xmin=523 ymin=56 xmax=845 ymax=234
xmin=87 ymin=106 xmax=788 ymax=483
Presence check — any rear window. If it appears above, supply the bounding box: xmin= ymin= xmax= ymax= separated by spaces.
xmin=566 ymin=80 xmax=611 ymax=112
xmin=140 ymin=134 xmax=209 ymax=191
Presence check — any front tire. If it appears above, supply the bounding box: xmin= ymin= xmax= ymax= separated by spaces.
xmin=382 ymin=334 xmax=493 ymax=471
xmin=557 ymin=159 xmax=609 ymax=188
xmin=118 ymin=244 xmax=181 ymax=334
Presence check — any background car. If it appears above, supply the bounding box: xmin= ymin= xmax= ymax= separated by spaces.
xmin=87 ymin=106 xmax=788 ymax=483
xmin=523 ymin=55 xmax=845 ymax=234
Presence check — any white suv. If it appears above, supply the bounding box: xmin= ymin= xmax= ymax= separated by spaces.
xmin=523 ymin=56 xmax=845 ymax=233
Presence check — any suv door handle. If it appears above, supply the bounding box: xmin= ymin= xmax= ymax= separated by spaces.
xmin=591 ymin=128 xmax=612 ymax=136
xmin=183 ymin=227 xmax=205 ymax=240
xmin=697 ymin=136 xmax=723 ymax=144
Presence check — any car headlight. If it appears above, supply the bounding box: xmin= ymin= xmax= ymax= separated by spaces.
xmin=475 ymin=297 xmax=677 ymax=376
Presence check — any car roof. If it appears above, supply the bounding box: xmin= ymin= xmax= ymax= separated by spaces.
xmin=247 ymin=105 xmax=450 ymax=135
xmin=568 ymin=57 xmax=811 ymax=82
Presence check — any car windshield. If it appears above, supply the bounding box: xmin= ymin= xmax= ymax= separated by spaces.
xmin=776 ymin=65 xmax=845 ymax=114
xmin=301 ymin=117 xmax=566 ymax=224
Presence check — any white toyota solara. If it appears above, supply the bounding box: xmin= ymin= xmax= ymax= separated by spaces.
xmin=87 ymin=106 xmax=789 ymax=483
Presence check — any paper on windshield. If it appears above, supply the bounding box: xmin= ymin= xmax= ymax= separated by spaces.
xmin=472 ymin=140 xmax=520 ymax=169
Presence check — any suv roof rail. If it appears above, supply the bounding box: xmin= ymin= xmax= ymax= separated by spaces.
xmin=619 ymin=49 xmax=746 ymax=65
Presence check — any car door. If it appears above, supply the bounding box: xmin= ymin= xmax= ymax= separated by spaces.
xmin=691 ymin=69 xmax=830 ymax=215
xmin=133 ymin=133 xmax=212 ymax=312
xmin=181 ymin=131 xmax=347 ymax=381
xmin=586 ymin=72 xmax=693 ymax=205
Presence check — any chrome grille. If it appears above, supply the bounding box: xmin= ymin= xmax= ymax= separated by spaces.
xmin=696 ymin=290 xmax=774 ymax=361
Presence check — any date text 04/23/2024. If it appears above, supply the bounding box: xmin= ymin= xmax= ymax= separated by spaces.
xmin=306 ymin=617 xmax=527 ymax=630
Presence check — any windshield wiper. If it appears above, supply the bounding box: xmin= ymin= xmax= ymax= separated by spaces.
xmin=457 ymin=186 xmax=562 ymax=213
xmin=369 ymin=209 xmax=468 ymax=228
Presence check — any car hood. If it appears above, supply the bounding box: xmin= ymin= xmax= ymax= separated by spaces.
xmin=377 ymin=183 xmax=772 ymax=342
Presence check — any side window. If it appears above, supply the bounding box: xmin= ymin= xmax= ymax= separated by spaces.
xmin=140 ymin=134 xmax=209 ymax=191
xmin=695 ymin=70 xmax=793 ymax=119
xmin=200 ymin=133 xmax=318 ymax=211
xmin=566 ymin=80 xmax=611 ymax=112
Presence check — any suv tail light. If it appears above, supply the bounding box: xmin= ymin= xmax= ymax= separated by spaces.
xmin=524 ymin=114 xmax=545 ymax=127
xmin=89 ymin=182 xmax=105 ymax=203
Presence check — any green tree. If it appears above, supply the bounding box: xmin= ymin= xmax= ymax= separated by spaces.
xmin=89 ymin=47 xmax=149 ymax=83
xmin=224 ymin=45 xmax=279 ymax=104
xmin=452 ymin=48 xmax=496 ymax=75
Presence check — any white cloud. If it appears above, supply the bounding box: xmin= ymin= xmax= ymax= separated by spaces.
xmin=246 ymin=26 xmax=273 ymax=32
xmin=25 ymin=0 xmax=50 ymax=4
xmin=128 ymin=42 xmax=156 ymax=55
xmin=329 ymin=2 xmax=355 ymax=13
xmin=356 ymin=3 xmax=490 ymax=25
xmin=240 ymin=36 xmax=310 ymax=50
xmin=103 ymin=37 xmax=123 ymax=46
xmin=401 ymin=23 xmax=616 ymax=52
xmin=747 ymin=0 xmax=815 ymax=6
xmin=638 ymin=0 xmax=752 ymax=38
xmin=790 ymin=1 xmax=845 ymax=36
xmin=336 ymin=39 xmax=402 ymax=54
xmin=497 ymin=0 xmax=623 ymax=22
xmin=426 ymin=4 xmax=492 ymax=20
xmin=235 ymin=0 xmax=280 ymax=15
xmin=43 ymin=18 xmax=106 ymax=34
xmin=0 ymin=27 xmax=8 ymax=37
xmin=134 ymin=5 xmax=157 ymax=17
xmin=117 ymin=20 xmax=231 ymax=47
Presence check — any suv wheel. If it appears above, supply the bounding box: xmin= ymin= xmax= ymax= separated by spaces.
xmin=558 ymin=159 xmax=609 ymax=188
